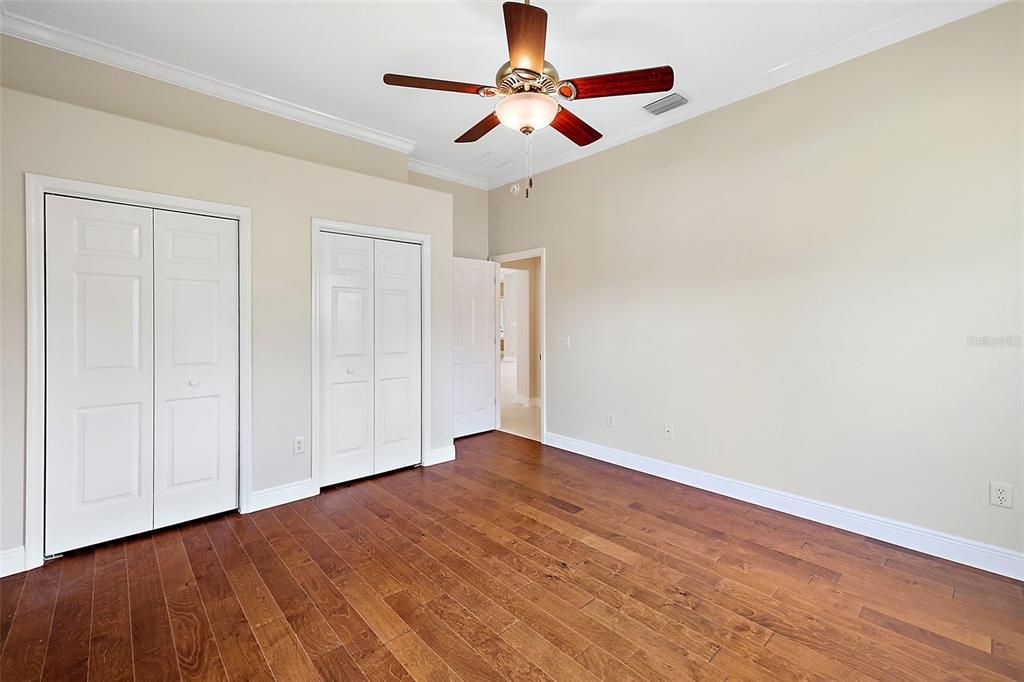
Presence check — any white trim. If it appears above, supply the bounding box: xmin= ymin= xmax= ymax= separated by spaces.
xmin=1 ymin=547 xmax=27 ymax=578
xmin=0 ymin=10 xmax=416 ymax=155
xmin=424 ymin=444 xmax=456 ymax=467
xmin=311 ymin=219 xmax=435 ymax=490
xmin=408 ymin=159 xmax=489 ymax=191
xmin=248 ymin=479 xmax=319 ymax=513
xmin=492 ymin=248 xmax=546 ymax=443
xmin=493 ymin=261 xmax=502 ymax=432
xmin=24 ymin=173 xmax=255 ymax=571
xmin=544 ymin=431 xmax=1024 ymax=581
xmin=0 ymin=2 xmax=997 ymax=190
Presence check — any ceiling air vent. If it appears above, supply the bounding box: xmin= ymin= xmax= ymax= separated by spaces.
xmin=644 ymin=93 xmax=688 ymax=116
xmin=473 ymin=152 xmax=513 ymax=169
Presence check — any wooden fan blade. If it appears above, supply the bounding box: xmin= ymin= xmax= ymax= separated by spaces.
xmin=550 ymin=106 xmax=602 ymax=146
xmin=384 ymin=73 xmax=491 ymax=95
xmin=456 ymin=113 xmax=501 ymax=143
xmin=560 ymin=66 xmax=674 ymax=100
xmin=503 ymin=1 xmax=547 ymax=73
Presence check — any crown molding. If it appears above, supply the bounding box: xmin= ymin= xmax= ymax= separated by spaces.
xmin=408 ymin=158 xmax=489 ymax=191
xmin=1 ymin=1 xmax=999 ymax=190
xmin=486 ymin=1 xmax=1001 ymax=189
xmin=0 ymin=9 xmax=418 ymax=154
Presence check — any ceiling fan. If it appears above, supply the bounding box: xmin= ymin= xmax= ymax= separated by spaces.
xmin=383 ymin=0 xmax=674 ymax=148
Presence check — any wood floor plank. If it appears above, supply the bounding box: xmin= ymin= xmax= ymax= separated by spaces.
xmin=245 ymin=513 xmax=344 ymax=658
xmin=126 ymin=537 xmax=180 ymax=681
xmin=499 ymin=621 xmax=598 ymax=682
xmin=385 ymin=590 xmax=505 ymax=681
xmin=87 ymin=546 xmax=133 ymax=682
xmin=0 ymin=574 xmax=27 ymax=652
xmin=202 ymin=595 xmax=275 ymax=681
xmin=384 ymin=630 xmax=460 ymax=682
xmin=860 ymin=606 xmax=1023 ymax=680
xmin=187 ymin=526 xmax=275 ymax=682
xmin=0 ymin=561 xmax=61 ymax=680
xmin=423 ymin=593 xmax=551 ymax=681
xmin=10 ymin=431 xmax=1022 ymax=680
xmin=153 ymin=530 xmax=228 ymax=681
xmin=40 ymin=551 xmax=95 ymax=680
xmin=252 ymin=616 xmax=320 ymax=681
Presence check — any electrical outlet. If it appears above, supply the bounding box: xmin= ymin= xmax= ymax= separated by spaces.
xmin=664 ymin=423 xmax=675 ymax=440
xmin=606 ymin=413 xmax=615 ymax=428
xmin=990 ymin=481 xmax=1013 ymax=509
xmin=293 ymin=436 xmax=306 ymax=456
xmin=559 ymin=335 xmax=571 ymax=349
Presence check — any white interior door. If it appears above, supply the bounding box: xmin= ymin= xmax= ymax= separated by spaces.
xmin=319 ymin=232 xmax=375 ymax=485
xmin=153 ymin=210 xmax=239 ymax=528
xmin=453 ymin=257 xmax=497 ymax=438
xmin=374 ymin=239 xmax=422 ymax=473
xmin=45 ymin=195 xmax=155 ymax=555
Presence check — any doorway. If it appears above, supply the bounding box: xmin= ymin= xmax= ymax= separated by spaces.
xmin=495 ymin=254 xmax=543 ymax=441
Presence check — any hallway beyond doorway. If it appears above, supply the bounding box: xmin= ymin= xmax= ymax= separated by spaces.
xmin=500 ymin=356 xmax=540 ymax=440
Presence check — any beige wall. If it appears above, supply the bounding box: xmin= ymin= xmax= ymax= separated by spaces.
xmin=1 ymin=37 xmax=409 ymax=184
xmin=489 ymin=4 xmax=1023 ymax=551
xmin=409 ymin=171 xmax=488 ymax=259
xmin=1 ymin=88 xmax=454 ymax=551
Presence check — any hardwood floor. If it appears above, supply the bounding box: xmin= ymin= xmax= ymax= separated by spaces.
xmin=2 ymin=430 xmax=1022 ymax=680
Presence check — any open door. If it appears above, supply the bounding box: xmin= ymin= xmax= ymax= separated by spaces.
xmin=453 ymin=257 xmax=498 ymax=437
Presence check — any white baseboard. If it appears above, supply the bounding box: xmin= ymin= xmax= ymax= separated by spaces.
xmin=248 ymin=478 xmax=319 ymax=513
xmin=424 ymin=444 xmax=456 ymax=466
xmin=1 ymin=546 xmax=26 ymax=578
xmin=544 ymin=431 xmax=1024 ymax=580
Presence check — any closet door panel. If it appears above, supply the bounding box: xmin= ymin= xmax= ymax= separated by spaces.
xmin=319 ymin=232 xmax=375 ymax=485
xmin=374 ymin=240 xmax=422 ymax=473
xmin=45 ymin=195 xmax=155 ymax=555
xmin=153 ymin=210 xmax=239 ymax=527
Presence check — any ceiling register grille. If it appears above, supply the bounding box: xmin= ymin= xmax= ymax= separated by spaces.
xmin=643 ymin=92 xmax=688 ymax=115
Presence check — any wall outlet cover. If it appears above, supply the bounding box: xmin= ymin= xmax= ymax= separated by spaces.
xmin=293 ymin=436 xmax=306 ymax=455
xmin=990 ymin=481 xmax=1013 ymax=509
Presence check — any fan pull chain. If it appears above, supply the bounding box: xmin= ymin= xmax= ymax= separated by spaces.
xmin=525 ymin=135 xmax=534 ymax=199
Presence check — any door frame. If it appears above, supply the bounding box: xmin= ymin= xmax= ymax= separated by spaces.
xmin=491 ymin=248 xmax=547 ymax=442
xmin=24 ymin=173 xmax=254 ymax=572
xmin=310 ymin=219 xmax=432 ymax=489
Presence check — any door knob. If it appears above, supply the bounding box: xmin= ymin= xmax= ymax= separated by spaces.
xmin=188 ymin=379 xmax=199 ymax=387
xmin=346 ymin=368 xmax=356 ymax=375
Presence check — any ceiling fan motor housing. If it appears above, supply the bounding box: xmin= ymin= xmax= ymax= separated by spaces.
xmin=495 ymin=60 xmax=560 ymax=95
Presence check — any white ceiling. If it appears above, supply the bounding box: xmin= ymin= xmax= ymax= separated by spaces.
xmin=0 ymin=1 xmax=998 ymax=189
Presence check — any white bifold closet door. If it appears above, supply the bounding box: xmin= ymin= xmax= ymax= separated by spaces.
xmin=319 ymin=232 xmax=421 ymax=487
xmin=153 ymin=210 xmax=239 ymax=528
xmin=452 ymin=257 xmax=497 ymax=438
xmin=44 ymin=195 xmax=238 ymax=556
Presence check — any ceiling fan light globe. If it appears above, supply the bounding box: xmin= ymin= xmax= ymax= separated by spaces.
xmin=495 ymin=92 xmax=558 ymax=134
